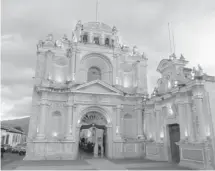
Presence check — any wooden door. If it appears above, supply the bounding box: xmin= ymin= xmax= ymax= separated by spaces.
xmin=169 ymin=124 xmax=180 ymax=163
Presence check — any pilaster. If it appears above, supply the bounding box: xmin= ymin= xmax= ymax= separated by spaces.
xmin=65 ymin=103 xmax=74 ymax=140
xmin=192 ymin=91 xmax=206 ymax=142
xmin=44 ymin=50 xmax=54 ymax=79
xmin=36 ymin=99 xmax=51 ymax=139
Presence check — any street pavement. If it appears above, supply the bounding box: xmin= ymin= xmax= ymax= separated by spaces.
xmin=1 ymin=152 xmax=24 ymax=170
xmin=1 ymin=155 xmax=192 ymax=170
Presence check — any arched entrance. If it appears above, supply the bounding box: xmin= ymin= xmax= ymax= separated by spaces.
xmin=76 ymin=107 xmax=112 ymax=159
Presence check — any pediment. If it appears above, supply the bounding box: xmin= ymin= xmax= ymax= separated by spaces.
xmin=75 ymin=80 xmax=122 ymax=95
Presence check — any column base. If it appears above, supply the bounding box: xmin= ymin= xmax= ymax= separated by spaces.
xmin=36 ymin=134 xmax=46 ymax=140
xmin=137 ymin=135 xmax=145 ymax=139
xmin=65 ymin=135 xmax=74 ymax=140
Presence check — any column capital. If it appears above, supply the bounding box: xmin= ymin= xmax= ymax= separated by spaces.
xmin=38 ymin=99 xmax=51 ymax=106
xmin=64 ymin=102 xmax=73 ymax=107
xmin=192 ymin=93 xmax=204 ymax=99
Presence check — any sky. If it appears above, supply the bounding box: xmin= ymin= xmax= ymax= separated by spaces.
xmin=1 ymin=0 xmax=215 ymax=120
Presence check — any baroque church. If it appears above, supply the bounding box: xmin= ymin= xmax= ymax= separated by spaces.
xmin=25 ymin=20 xmax=215 ymax=170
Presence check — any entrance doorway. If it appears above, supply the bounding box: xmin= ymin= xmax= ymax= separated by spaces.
xmin=168 ymin=124 xmax=180 ymax=163
xmin=77 ymin=111 xmax=108 ymax=160
xmin=79 ymin=124 xmax=107 ymax=159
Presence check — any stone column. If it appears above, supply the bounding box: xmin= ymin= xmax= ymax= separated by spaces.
xmin=36 ymin=99 xmax=50 ymax=139
xmin=100 ymin=33 xmax=105 ymax=45
xmin=44 ymin=51 xmax=54 ymax=79
xmin=113 ymin=54 xmax=118 ymax=85
xmin=137 ymin=107 xmax=143 ymax=139
xmin=155 ymin=109 xmax=161 ymax=142
xmin=88 ymin=32 xmax=93 ymax=43
xmin=65 ymin=103 xmax=73 ymax=140
xmin=186 ymin=103 xmax=194 ymax=142
xmin=177 ymin=103 xmax=186 ymax=140
xmin=116 ymin=105 xmax=122 ymax=138
xmin=71 ymin=50 xmax=76 ymax=81
xmin=193 ymin=92 xmax=206 ymax=141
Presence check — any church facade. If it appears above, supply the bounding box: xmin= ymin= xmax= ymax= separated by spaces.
xmin=25 ymin=21 xmax=215 ymax=170
xmin=25 ymin=21 xmax=148 ymax=161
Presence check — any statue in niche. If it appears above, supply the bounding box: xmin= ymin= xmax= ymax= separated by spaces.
xmin=132 ymin=46 xmax=141 ymax=56
xmin=61 ymin=34 xmax=69 ymax=42
xmin=169 ymin=53 xmax=176 ymax=60
xmin=72 ymin=31 xmax=78 ymax=43
xmin=46 ymin=34 xmax=54 ymax=41
xmin=112 ymin=26 xmax=118 ymax=35
xmin=75 ymin=20 xmax=82 ymax=42
xmin=197 ymin=64 xmax=203 ymax=76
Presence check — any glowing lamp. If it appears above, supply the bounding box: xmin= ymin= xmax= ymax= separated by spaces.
xmin=36 ymin=127 xmax=39 ymax=133
xmin=77 ymin=119 xmax=80 ymax=124
xmin=87 ymin=130 xmax=91 ymax=137
xmin=116 ymin=126 xmax=119 ymax=134
xmin=160 ymin=131 xmax=164 ymax=141
xmin=185 ymin=130 xmax=188 ymax=137
xmin=206 ymin=126 xmax=211 ymax=137
xmin=149 ymin=134 xmax=152 ymax=139
xmin=72 ymin=73 xmax=75 ymax=81
xmin=52 ymin=132 xmax=58 ymax=137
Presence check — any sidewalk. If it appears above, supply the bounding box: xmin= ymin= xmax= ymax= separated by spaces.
xmin=3 ymin=158 xmax=191 ymax=170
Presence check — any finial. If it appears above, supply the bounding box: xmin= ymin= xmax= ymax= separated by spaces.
xmin=180 ymin=54 xmax=185 ymax=60
xmin=169 ymin=53 xmax=176 ymax=60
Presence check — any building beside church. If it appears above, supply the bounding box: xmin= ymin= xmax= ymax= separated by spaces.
xmin=143 ymin=54 xmax=215 ymax=169
xmin=25 ymin=20 xmax=215 ymax=170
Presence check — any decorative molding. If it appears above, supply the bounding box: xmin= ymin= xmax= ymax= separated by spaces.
xmin=38 ymin=100 xmax=51 ymax=106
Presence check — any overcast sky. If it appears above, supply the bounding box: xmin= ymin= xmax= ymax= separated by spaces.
xmin=1 ymin=0 xmax=215 ymax=120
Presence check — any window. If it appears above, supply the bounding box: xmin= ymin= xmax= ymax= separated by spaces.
xmin=83 ymin=34 xmax=88 ymax=43
xmin=94 ymin=37 xmax=99 ymax=45
xmin=105 ymin=38 xmax=109 ymax=46
xmin=87 ymin=67 xmax=101 ymax=81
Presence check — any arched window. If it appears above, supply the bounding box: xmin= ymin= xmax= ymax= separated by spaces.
xmin=105 ymin=38 xmax=109 ymax=46
xmin=94 ymin=37 xmax=99 ymax=45
xmin=87 ymin=67 xmax=101 ymax=82
xmin=83 ymin=34 xmax=88 ymax=43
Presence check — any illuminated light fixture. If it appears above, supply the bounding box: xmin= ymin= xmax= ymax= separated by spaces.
xmin=77 ymin=119 xmax=80 ymax=124
xmin=149 ymin=134 xmax=152 ymax=139
xmin=185 ymin=129 xmax=188 ymax=138
xmin=56 ymin=76 xmax=63 ymax=83
xmin=36 ymin=127 xmax=39 ymax=133
xmin=72 ymin=73 xmax=76 ymax=81
xmin=87 ymin=130 xmax=91 ymax=137
xmin=206 ymin=126 xmax=211 ymax=137
xmin=52 ymin=132 xmax=58 ymax=137
xmin=116 ymin=126 xmax=119 ymax=134
xmin=174 ymin=80 xmax=178 ymax=87
xmin=48 ymin=74 xmax=52 ymax=80
xmin=160 ymin=131 xmax=164 ymax=140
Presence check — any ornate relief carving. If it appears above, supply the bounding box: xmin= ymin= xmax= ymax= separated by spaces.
xmin=51 ymin=102 xmax=66 ymax=108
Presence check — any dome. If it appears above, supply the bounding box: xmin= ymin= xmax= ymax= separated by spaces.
xmin=82 ymin=22 xmax=112 ymax=33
